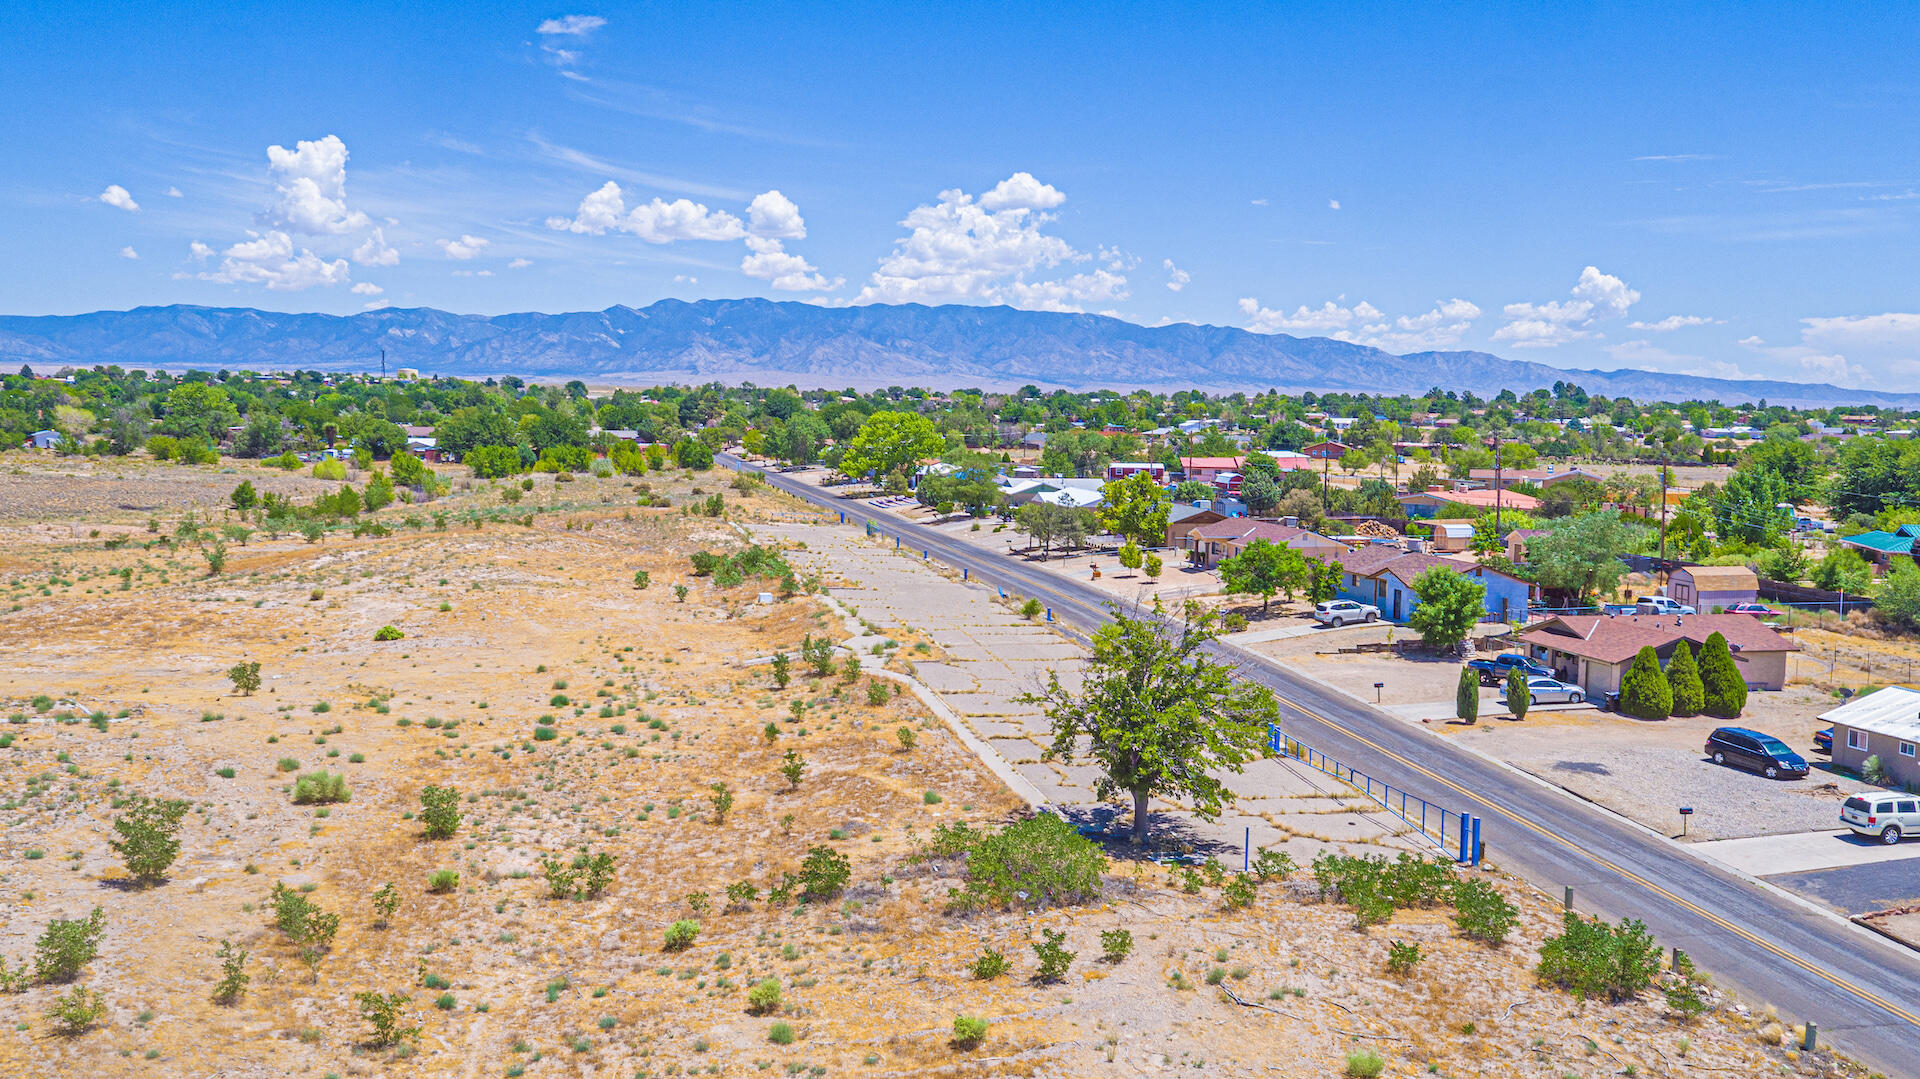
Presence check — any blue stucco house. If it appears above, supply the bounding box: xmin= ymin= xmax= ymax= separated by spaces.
xmin=1332 ymin=546 xmax=1534 ymax=625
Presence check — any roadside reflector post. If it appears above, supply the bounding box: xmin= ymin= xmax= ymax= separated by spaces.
xmin=1470 ymin=816 xmax=1482 ymax=865
xmin=895 ymin=537 xmax=900 ymax=550
xmin=962 ymin=568 xmax=968 ymax=581
xmin=1563 ymin=885 xmax=1573 ymax=911
xmin=1458 ymin=812 xmax=1471 ymax=863
xmin=1671 ymin=947 xmax=1684 ymax=972
xmin=1803 ymin=1022 xmax=1817 ymax=1052
xmin=838 ymin=511 xmax=845 ymax=523
xmin=1046 ymin=607 xmax=1053 ymax=622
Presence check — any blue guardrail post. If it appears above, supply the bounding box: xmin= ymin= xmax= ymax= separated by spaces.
xmin=1458 ymin=812 xmax=1471 ymax=863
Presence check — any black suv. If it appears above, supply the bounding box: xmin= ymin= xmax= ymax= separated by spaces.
xmin=1704 ymin=727 xmax=1809 ymax=780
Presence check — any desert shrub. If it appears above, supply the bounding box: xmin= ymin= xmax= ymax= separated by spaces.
xmin=292 ymin=770 xmax=351 ymax=805
xmin=374 ymin=624 xmax=405 ymax=642
xmin=1537 ymin=911 xmax=1662 ymax=1001
xmin=1450 ymin=878 xmax=1519 ymax=944
xmin=1251 ymin=846 xmax=1296 ymax=882
xmin=896 ymin=724 xmax=917 ymax=751
xmin=354 ymin=990 xmax=420 ymax=1047
xmin=426 ymin=869 xmax=459 ymax=894
xmin=969 ymin=947 xmax=1010 ymax=979
xmin=726 ymin=881 xmax=759 ymax=909
xmin=34 ymin=908 xmax=106 ymax=983
xmin=1021 ymin=598 xmax=1043 ymax=619
xmin=709 ymin=782 xmax=734 ymax=824
xmin=1344 ymin=1049 xmax=1385 ymax=1078
xmin=44 ymin=984 xmax=107 ymax=1035
xmin=940 ymin=812 xmax=1104 ymax=911
xmin=227 ymin=660 xmax=262 ymax=695
xmin=109 ymin=793 xmax=191 ymax=883
xmin=1222 ymin=873 xmax=1257 ymax=910
xmin=211 ymin=938 xmax=250 ymax=1004
xmin=664 ymin=920 xmax=701 ymax=951
xmin=1100 ymin=929 xmax=1133 ymax=962
xmin=419 ymin=784 xmax=461 ymax=839
xmin=312 ymin=458 xmax=347 ymax=481
xmin=796 ymin=845 xmax=851 ymax=901
xmin=371 ymin=882 xmax=400 ymax=927
xmin=866 ymin=678 xmax=891 ymax=706
xmin=780 ymin=749 xmax=806 ymax=788
xmin=746 ymin=977 xmax=781 ymax=1015
xmin=767 ymin=1020 xmax=795 ymax=1045
xmin=1031 ymin=928 xmax=1074 ymax=982
xmin=951 ymin=1014 xmax=989 ymax=1048
xmin=533 ymin=726 xmax=557 ymax=741
xmin=1386 ymin=940 xmax=1422 ymax=975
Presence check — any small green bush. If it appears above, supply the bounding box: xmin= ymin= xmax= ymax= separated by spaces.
xmin=44 ymin=984 xmax=107 ymax=1035
xmin=746 ymin=977 xmax=781 ymax=1015
xmin=969 ymin=947 xmax=1010 ymax=979
xmin=533 ymin=726 xmax=557 ymax=742
xmin=426 ymin=869 xmax=459 ymax=893
xmin=951 ymin=1014 xmax=989 ymax=1048
xmin=374 ymin=625 xmax=405 ymax=642
xmin=419 ymin=784 xmax=461 ymax=839
xmin=1031 ymin=928 xmax=1074 ymax=982
xmin=34 ymin=907 xmax=106 ymax=983
xmin=1450 ymin=878 xmax=1519 ymax=944
xmin=291 ymin=770 xmax=350 ymax=805
xmin=663 ymin=920 xmax=701 ymax=951
xmin=1344 ymin=1049 xmax=1385 ymax=1078
xmin=1619 ymin=645 xmax=1673 ymax=720
xmin=1385 ymin=940 xmax=1422 ymax=976
xmin=767 ymin=1020 xmax=795 ymax=1045
xmin=1537 ymin=911 xmax=1662 ymax=1001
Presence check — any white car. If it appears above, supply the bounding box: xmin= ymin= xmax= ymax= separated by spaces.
xmin=1841 ymin=792 xmax=1920 ymax=844
xmin=1636 ymin=596 xmax=1697 ymax=616
xmin=1313 ymin=600 xmax=1380 ymax=627
xmin=1499 ymin=675 xmax=1585 ymax=705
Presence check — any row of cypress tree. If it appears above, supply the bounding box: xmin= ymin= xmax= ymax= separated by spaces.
xmin=1618 ymin=632 xmax=1748 ymax=721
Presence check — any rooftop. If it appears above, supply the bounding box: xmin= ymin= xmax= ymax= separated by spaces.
xmin=1818 ymin=685 xmax=1920 ymax=741
xmin=1518 ymin=613 xmax=1798 ymax=665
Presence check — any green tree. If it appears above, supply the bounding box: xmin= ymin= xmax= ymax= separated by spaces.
xmin=1708 ymin=467 xmax=1792 ymax=544
xmin=1696 ymin=631 xmax=1746 ymax=717
xmin=1099 ymin=470 xmax=1173 ymax=546
xmin=1219 ymin=539 xmax=1307 ymax=614
xmin=674 ymin=438 xmax=715 ymax=470
xmin=1024 ymin=604 xmax=1280 ymax=844
xmin=109 ymin=794 xmax=192 ymax=884
xmin=1505 ymin=668 xmax=1530 ymax=721
xmin=229 ymin=480 xmax=259 ymax=514
xmin=419 ymin=784 xmax=461 ymax=840
xmin=1757 ymin=543 xmax=1808 ymax=583
xmin=770 ymin=652 xmax=791 ymax=689
xmin=227 ymin=660 xmax=261 ymax=695
xmin=1618 ymin=646 xmax=1673 ymax=720
xmin=1665 ymin=640 xmax=1705 ymax=717
xmin=1878 ymin=563 xmax=1920 ymax=632
xmin=1306 ymin=557 xmax=1342 ymax=603
xmin=389 ymin=451 xmax=429 ymax=488
xmin=1456 ymin=668 xmax=1480 ymax=725
xmin=1117 ymin=542 xmax=1143 ymax=574
xmin=1526 ymin=510 xmax=1637 ymax=603
xmin=841 ymin=411 xmax=944 ymax=481
xmin=363 ymin=470 xmax=395 ymax=512
xmin=1406 ymin=566 xmax=1486 ymax=649
xmin=1811 ymin=548 xmax=1873 ymax=594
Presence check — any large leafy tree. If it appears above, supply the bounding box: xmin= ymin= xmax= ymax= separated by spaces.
xmin=1697 ymin=631 xmax=1747 ymax=718
xmin=1218 ymin=539 xmax=1307 ymax=613
xmin=1527 ymin=510 xmax=1638 ymax=603
xmin=1665 ymin=640 xmax=1705 ymax=717
xmin=1706 ymin=466 xmax=1792 ymax=544
xmin=841 ymin=410 xmax=945 ymax=481
xmin=1830 ymin=437 xmax=1920 ymax=517
xmin=1407 ymin=565 xmax=1486 ymax=647
xmin=1026 ymin=604 xmax=1279 ymax=844
xmin=1619 ymin=646 xmax=1673 ymax=720
xmin=1877 ymin=564 xmax=1920 ymax=632
xmin=1099 ymin=470 xmax=1172 ymax=545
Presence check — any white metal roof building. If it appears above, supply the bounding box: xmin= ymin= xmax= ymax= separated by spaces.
xmin=1821 ymin=685 xmax=1920 ymax=789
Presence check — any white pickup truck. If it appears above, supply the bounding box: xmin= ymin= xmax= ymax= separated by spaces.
xmin=1636 ymin=595 xmax=1697 ymax=616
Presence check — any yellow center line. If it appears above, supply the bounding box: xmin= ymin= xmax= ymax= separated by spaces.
xmin=1271 ymin=688 xmax=1920 ymax=1027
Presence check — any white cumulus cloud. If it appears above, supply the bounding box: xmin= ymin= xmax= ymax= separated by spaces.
xmin=197 ymin=231 xmax=350 ymax=291
xmin=747 ymin=190 xmax=807 ymax=239
xmin=1238 ymin=296 xmax=1481 ymax=351
xmin=436 ymin=234 xmax=491 ymax=259
xmin=265 ymin=135 xmax=371 ymax=235
xmin=165 ymin=186 xmax=183 ymax=198
xmin=1328 ymin=198 xmax=1341 ymax=210
xmin=1492 ymin=266 xmax=1639 ymax=348
xmin=1164 ymin=259 xmax=1190 ymax=292
xmin=537 ymin=14 xmax=606 ymax=35
xmin=99 ymin=185 xmax=139 ymax=212
xmin=508 ymin=257 xmax=533 ymax=269
xmin=741 ymin=246 xmax=841 ymax=292
xmin=351 ymin=282 xmax=383 ymax=296
xmin=352 ymin=227 xmax=399 ymax=266
xmin=852 ymin=173 xmax=1122 ymax=311
xmin=118 ymin=246 xmax=139 ymax=260
xmin=1629 ymin=314 xmax=1721 ymax=332
xmin=547 ymin=181 xmax=746 ymax=242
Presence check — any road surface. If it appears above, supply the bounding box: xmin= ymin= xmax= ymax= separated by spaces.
xmin=725 ymin=453 xmax=1920 ymax=1077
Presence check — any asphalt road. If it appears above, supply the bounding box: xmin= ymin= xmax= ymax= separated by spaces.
xmin=725 ymin=454 xmax=1920 ymax=1077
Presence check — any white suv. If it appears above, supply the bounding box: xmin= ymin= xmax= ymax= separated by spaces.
xmin=1841 ymin=792 xmax=1920 ymax=844
xmin=1313 ymin=600 xmax=1380 ymax=627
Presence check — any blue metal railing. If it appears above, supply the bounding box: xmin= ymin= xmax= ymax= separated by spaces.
xmin=1269 ymin=725 xmax=1481 ymax=864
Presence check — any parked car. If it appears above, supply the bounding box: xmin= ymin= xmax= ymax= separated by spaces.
xmin=1312 ymin=600 xmax=1379 ymax=627
xmin=1499 ymin=676 xmax=1585 ymax=705
xmin=1637 ymin=595 xmax=1697 ymax=616
xmin=1813 ymin=727 xmax=1833 ymax=753
xmin=1466 ymin=653 xmax=1553 ymax=685
xmin=1704 ymin=727 xmax=1809 ymax=780
xmin=1724 ymin=602 xmax=1780 ymax=617
xmin=1840 ymin=792 xmax=1920 ymax=844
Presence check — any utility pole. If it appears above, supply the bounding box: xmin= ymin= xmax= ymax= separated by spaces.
xmin=1493 ymin=434 xmax=1503 ymax=536
xmin=1321 ymin=447 xmax=1330 ymax=513
xmin=380 ymin=347 xmax=386 ymax=380
xmin=1658 ymin=462 xmax=1670 ymax=575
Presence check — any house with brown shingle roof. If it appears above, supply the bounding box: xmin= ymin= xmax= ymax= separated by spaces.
xmin=1183 ymin=520 xmax=1348 ymax=568
xmin=1516 ymin=612 xmax=1798 ymax=698
xmin=1333 ymin=546 xmax=1535 ymax=625
xmin=1397 ymin=487 xmax=1541 ymax=518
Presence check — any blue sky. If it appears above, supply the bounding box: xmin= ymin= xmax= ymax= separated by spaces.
xmin=5 ymin=1 xmax=1918 ymax=386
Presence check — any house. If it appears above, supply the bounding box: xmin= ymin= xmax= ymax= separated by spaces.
xmin=1666 ymin=565 xmax=1759 ymax=609
xmin=1421 ymin=520 xmax=1476 ymax=553
xmin=1397 ymin=487 xmax=1541 ymax=519
xmin=1332 ymin=546 xmax=1533 ymax=625
xmin=1839 ymin=527 xmax=1920 ymax=572
xmin=1034 ymin=487 xmax=1105 ymax=510
xmin=1466 ymin=466 xmax=1606 ymax=490
xmin=26 ymin=429 xmax=61 ymax=450
xmin=1303 ymin=440 xmax=1351 ymax=460
xmin=1021 ymin=431 xmax=1048 ymax=450
xmin=1183 ymin=520 xmax=1348 ymax=569
xmin=1506 ymin=528 xmax=1550 ymax=564
xmin=1822 ymin=685 xmax=1920 ymax=790
xmin=1516 ymin=613 xmax=1799 ymax=698
xmin=1166 ymin=504 xmax=1229 ymax=548
xmin=1262 ymin=450 xmax=1316 ymax=472
xmin=1179 ymin=456 xmax=1244 ymax=485
xmin=1104 ymin=461 xmax=1167 ymax=484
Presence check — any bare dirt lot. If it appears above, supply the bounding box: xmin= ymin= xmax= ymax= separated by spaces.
xmin=0 ymin=453 xmax=1873 ymax=1078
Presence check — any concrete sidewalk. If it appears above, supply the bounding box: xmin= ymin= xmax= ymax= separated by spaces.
xmin=1693 ymin=829 xmax=1920 ymax=877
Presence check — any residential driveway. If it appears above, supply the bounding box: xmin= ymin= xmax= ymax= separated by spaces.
xmin=1768 ymin=860 xmax=1920 ymax=918
xmin=1693 ymin=829 xmax=1920 ymax=876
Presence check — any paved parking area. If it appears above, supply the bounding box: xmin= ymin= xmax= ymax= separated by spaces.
xmin=1694 ymin=829 xmax=1920 ymax=876
xmin=1768 ymin=860 xmax=1920 ymax=917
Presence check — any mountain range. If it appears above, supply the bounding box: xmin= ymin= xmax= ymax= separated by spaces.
xmin=1 ymin=299 xmax=1912 ymax=409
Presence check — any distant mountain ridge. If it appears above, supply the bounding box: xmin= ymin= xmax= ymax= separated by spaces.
xmin=1 ymin=299 xmax=1912 ymax=409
